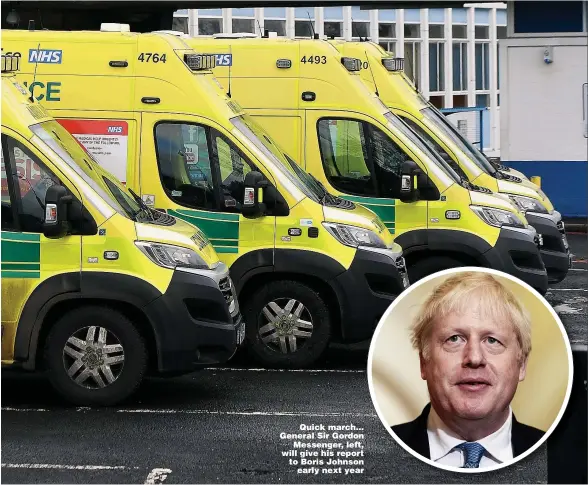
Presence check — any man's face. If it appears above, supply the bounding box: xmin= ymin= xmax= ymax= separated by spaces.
xmin=420 ymin=310 xmax=527 ymax=421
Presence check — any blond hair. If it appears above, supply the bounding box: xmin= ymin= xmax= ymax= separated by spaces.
xmin=410 ymin=272 xmax=532 ymax=361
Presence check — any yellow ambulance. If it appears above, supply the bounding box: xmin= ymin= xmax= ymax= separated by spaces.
xmin=2 ymin=29 xmax=410 ymax=368
xmin=1 ymin=53 xmax=243 ymax=406
xmin=329 ymin=40 xmax=571 ymax=284
xmin=186 ymin=36 xmax=550 ymax=294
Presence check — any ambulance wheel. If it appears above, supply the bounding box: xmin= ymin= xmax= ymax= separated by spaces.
xmin=243 ymin=280 xmax=331 ymax=368
xmin=407 ymin=256 xmax=466 ymax=283
xmin=44 ymin=306 xmax=148 ymax=406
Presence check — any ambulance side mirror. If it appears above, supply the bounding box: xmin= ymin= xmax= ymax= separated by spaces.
xmin=43 ymin=185 xmax=72 ymax=239
xmin=399 ymin=160 xmax=421 ymax=203
xmin=242 ymin=171 xmax=268 ymax=218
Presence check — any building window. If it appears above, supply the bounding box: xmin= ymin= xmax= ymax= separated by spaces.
xmin=232 ymin=18 xmax=255 ymax=33
xmin=379 ymin=41 xmax=397 ymax=55
xmin=198 ymin=18 xmax=222 ymax=35
xmin=475 ymin=43 xmax=490 ymax=90
xmin=429 ymin=24 xmax=444 ymax=39
xmin=264 ymin=19 xmax=286 ymax=36
xmin=404 ymin=41 xmax=421 ymax=88
xmin=378 ymin=23 xmax=396 ymax=38
xmin=295 ymin=21 xmax=314 ymax=37
xmin=475 ymin=25 xmax=489 ymax=39
xmin=429 ymin=95 xmax=445 ymax=109
xmin=352 ymin=22 xmax=370 ymax=38
xmin=324 ymin=21 xmax=343 ymax=38
xmin=452 ymin=24 xmax=467 ymax=39
xmin=497 ymin=26 xmax=507 ymax=39
xmin=172 ymin=16 xmax=188 ymax=34
xmin=429 ymin=42 xmax=445 ymax=92
xmin=476 ymin=94 xmax=489 ymax=107
xmin=404 ymin=24 xmax=421 ymax=38
xmin=453 ymin=94 xmax=468 ymax=108
xmin=452 ymin=42 xmax=468 ymax=91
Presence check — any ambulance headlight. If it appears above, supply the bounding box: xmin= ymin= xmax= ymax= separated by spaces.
xmin=184 ymin=53 xmax=216 ymax=71
xmin=470 ymin=206 xmax=526 ymax=229
xmin=507 ymin=194 xmax=549 ymax=214
xmin=135 ymin=241 xmax=209 ymax=269
xmin=382 ymin=57 xmax=404 ymax=71
xmin=341 ymin=57 xmax=361 ymax=72
xmin=322 ymin=222 xmax=386 ymax=249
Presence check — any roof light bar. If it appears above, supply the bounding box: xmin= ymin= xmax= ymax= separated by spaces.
xmin=1 ymin=54 xmax=20 ymax=73
xmin=184 ymin=53 xmax=216 ymax=71
xmin=341 ymin=57 xmax=362 ymax=72
xmin=382 ymin=57 xmax=404 ymax=72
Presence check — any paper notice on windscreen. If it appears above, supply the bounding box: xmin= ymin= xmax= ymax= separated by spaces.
xmin=57 ymin=119 xmax=129 ymax=183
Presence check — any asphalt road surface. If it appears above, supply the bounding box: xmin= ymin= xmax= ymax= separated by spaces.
xmin=2 ymin=234 xmax=587 ymax=484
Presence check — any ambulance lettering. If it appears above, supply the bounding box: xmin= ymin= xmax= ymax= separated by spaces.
xmin=214 ymin=54 xmax=232 ymax=66
xmin=28 ymin=49 xmax=63 ymax=64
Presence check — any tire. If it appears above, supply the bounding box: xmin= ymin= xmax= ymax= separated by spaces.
xmin=407 ymin=256 xmax=467 ymax=284
xmin=44 ymin=306 xmax=148 ymax=406
xmin=243 ymin=280 xmax=331 ymax=368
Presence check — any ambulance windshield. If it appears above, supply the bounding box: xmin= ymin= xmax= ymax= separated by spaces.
xmin=422 ymin=106 xmax=498 ymax=175
xmin=231 ymin=114 xmax=326 ymax=203
xmin=31 ymin=121 xmax=152 ymax=222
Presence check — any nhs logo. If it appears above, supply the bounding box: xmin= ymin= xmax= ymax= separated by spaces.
xmin=214 ymin=54 xmax=232 ymax=66
xmin=108 ymin=126 xmax=123 ymax=133
xmin=29 ymin=49 xmax=62 ymax=64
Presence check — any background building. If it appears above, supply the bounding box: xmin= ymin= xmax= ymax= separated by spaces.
xmin=499 ymin=1 xmax=587 ymax=218
xmin=172 ymin=3 xmax=507 ymax=157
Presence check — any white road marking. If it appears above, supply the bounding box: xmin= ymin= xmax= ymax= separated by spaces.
xmin=1 ymin=463 xmax=137 ymax=470
xmin=569 ymin=268 xmax=588 ymax=272
xmin=117 ymin=409 xmax=377 ymax=418
xmin=1 ymin=407 xmax=377 ymax=418
xmin=547 ymin=288 xmax=588 ymax=292
xmin=144 ymin=468 xmax=172 ymax=484
xmin=1 ymin=407 xmax=47 ymax=412
xmin=203 ymin=367 xmax=365 ymax=373
xmin=553 ymin=304 xmax=583 ymax=315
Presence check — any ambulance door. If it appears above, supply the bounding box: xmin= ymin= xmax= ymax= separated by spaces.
xmin=140 ymin=114 xmax=276 ymax=266
xmin=305 ymin=111 xmax=428 ymax=237
xmin=1 ymin=131 xmax=82 ymax=363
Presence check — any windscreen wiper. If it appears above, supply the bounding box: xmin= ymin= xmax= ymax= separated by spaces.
xmin=128 ymin=188 xmax=155 ymax=222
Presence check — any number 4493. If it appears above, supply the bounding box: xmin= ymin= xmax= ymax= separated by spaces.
xmin=138 ymin=53 xmax=167 ymax=63
xmin=301 ymin=55 xmax=327 ymax=64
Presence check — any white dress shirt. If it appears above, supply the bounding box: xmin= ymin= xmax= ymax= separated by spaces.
xmin=426 ymin=405 xmax=514 ymax=468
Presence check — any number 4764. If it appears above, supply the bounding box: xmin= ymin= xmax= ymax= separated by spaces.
xmin=138 ymin=53 xmax=167 ymax=63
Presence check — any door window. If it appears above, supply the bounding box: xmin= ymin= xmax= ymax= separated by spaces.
xmin=1 ymin=141 xmax=16 ymax=231
xmin=317 ymin=118 xmax=417 ymax=199
xmin=154 ymin=122 xmax=260 ymax=213
xmin=317 ymin=119 xmax=376 ymax=196
xmin=5 ymin=137 xmax=63 ymax=233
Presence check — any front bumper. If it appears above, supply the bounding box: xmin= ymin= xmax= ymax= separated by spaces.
xmin=329 ymin=247 xmax=409 ymax=343
xmin=526 ymin=211 xmax=571 ymax=284
xmin=143 ymin=263 xmax=244 ymax=374
xmin=482 ymin=226 xmax=548 ymax=294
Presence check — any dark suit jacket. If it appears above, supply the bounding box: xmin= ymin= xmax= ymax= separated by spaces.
xmin=391 ymin=403 xmax=545 ymax=459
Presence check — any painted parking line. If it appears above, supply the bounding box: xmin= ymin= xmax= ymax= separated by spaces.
xmin=203 ymin=367 xmax=366 ymax=373
xmin=1 ymin=463 xmax=137 ymax=470
xmin=548 ymin=288 xmax=588 ymax=292
xmin=1 ymin=463 xmax=171 ymax=484
xmin=117 ymin=409 xmax=377 ymax=418
xmin=1 ymin=407 xmax=376 ymax=418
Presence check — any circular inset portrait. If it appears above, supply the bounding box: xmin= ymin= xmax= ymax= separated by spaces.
xmin=367 ymin=267 xmax=573 ymax=473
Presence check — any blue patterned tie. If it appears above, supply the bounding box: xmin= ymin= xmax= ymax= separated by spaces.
xmin=456 ymin=442 xmax=486 ymax=468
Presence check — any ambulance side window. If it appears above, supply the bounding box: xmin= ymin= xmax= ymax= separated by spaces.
xmin=317 ymin=119 xmax=377 ymax=197
xmin=369 ymin=125 xmax=408 ymax=198
xmin=1 ymin=138 xmax=16 ymax=231
xmin=211 ymin=132 xmax=256 ymax=214
xmin=4 ymin=136 xmax=62 ymax=234
xmin=154 ymin=123 xmax=217 ymax=211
